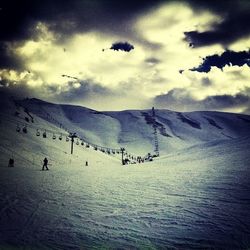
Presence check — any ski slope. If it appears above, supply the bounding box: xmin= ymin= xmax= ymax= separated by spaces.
xmin=20 ymin=97 xmax=250 ymax=155
xmin=0 ymin=92 xmax=250 ymax=249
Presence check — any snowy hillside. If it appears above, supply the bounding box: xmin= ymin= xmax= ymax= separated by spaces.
xmin=19 ymin=97 xmax=250 ymax=156
xmin=0 ymin=91 xmax=250 ymax=249
xmin=0 ymin=92 xmax=121 ymax=168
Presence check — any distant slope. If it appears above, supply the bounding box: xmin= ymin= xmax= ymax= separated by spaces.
xmin=17 ymin=97 xmax=250 ymax=156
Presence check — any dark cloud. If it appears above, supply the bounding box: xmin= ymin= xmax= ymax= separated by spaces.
xmin=202 ymin=94 xmax=250 ymax=109
xmin=109 ymin=42 xmax=134 ymax=52
xmin=154 ymin=88 xmax=250 ymax=111
xmin=228 ymin=70 xmax=249 ymax=81
xmin=0 ymin=1 xmax=33 ymax=42
xmin=184 ymin=0 xmax=250 ymax=47
xmin=243 ymin=106 xmax=250 ymax=115
xmin=0 ymin=0 xmax=165 ymax=43
xmin=145 ymin=57 xmax=161 ymax=65
xmin=0 ymin=78 xmax=35 ymax=99
xmin=53 ymin=81 xmax=111 ymax=102
xmin=190 ymin=50 xmax=250 ymax=73
xmin=201 ymin=77 xmax=212 ymax=86
xmin=0 ymin=42 xmax=23 ymax=70
xmin=4 ymin=0 xmax=248 ymax=46
xmin=0 ymin=0 xmax=166 ymax=69
xmin=1 ymin=0 xmax=250 ymax=71
xmin=0 ymin=74 xmax=112 ymax=103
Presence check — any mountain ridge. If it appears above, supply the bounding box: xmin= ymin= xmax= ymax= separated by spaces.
xmin=15 ymin=95 xmax=250 ymax=155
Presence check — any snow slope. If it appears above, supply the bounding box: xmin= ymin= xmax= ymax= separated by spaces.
xmin=20 ymin=97 xmax=250 ymax=155
xmin=0 ymin=92 xmax=250 ymax=249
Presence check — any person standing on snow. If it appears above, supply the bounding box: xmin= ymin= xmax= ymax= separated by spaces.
xmin=42 ymin=157 xmax=49 ymax=170
xmin=8 ymin=158 xmax=14 ymax=167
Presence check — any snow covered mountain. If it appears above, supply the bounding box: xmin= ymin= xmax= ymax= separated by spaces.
xmin=19 ymin=97 xmax=250 ymax=156
xmin=0 ymin=91 xmax=250 ymax=249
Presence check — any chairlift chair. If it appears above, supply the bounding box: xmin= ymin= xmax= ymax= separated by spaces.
xmin=22 ymin=126 xmax=27 ymax=133
xmin=53 ymin=133 xmax=56 ymax=139
xmin=66 ymin=136 xmax=69 ymax=142
xmin=16 ymin=125 xmax=21 ymax=132
xmin=81 ymin=141 xmax=84 ymax=146
xmin=94 ymin=146 xmax=98 ymax=150
xmin=59 ymin=133 xmax=62 ymax=140
xmin=43 ymin=131 xmax=47 ymax=138
xmin=86 ymin=144 xmax=90 ymax=148
xmin=76 ymin=139 xmax=79 ymax=145
xmin=36 ymin=129 xmax=40 ymax=136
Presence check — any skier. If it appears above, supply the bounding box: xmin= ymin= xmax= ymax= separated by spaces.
xmin=42 ymin=157 xmax=49 ymax=170
xmin=85 ymin=161 xmax=88 ymax=166
xmin=8 ymin=158 xmax=14 ymax=167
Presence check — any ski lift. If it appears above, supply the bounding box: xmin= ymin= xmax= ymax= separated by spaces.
xmin=16 ymin=125 xmax=21 ymax=132
xmin=66 ymin=136 xmax=69 ymax=142
xmin=86 ymin=144 xmax=90 ymax=148
xmin=53 ymin=133 xmax=56 ymax=140
xmin=116 ymin=149 xmax=120 ymax=154
xmin=94 ymin=146 xmax=98 ymax=150
xmin=22 ymin=126 xmax=27 ymax=133
xmin=76 ymin=139 xmax=79 ymax=145
xmin=101 ymin=148 xmax=105 ymax=153
xmin=112 ymin=150 xmax=115 ymax=154
xmin=107 ymin=150 xmax=110 ymax=154
xmin=81 ymin=141 xmax=84 ymax=146
xmin=59 ymin=133 xmax=62 ymax=140
xmin=36 ymin=129 xmax=40 ymax=136
xmin=43 ymin=131 xmax=47 ymax=138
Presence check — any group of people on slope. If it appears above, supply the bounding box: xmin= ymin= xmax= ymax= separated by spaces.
xmin=8 ymin=157 xmax=88 ymax=170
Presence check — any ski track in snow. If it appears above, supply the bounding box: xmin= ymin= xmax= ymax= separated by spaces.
xmin=1 ymin=143 xmax=250 ymax=249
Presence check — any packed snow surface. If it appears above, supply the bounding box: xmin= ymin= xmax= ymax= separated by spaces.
xmin=0 ymin=93 xmax=250 ymax=249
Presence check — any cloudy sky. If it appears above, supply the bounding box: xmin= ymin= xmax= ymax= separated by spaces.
xmin=0 ymin=0 xmax=250 ymax=112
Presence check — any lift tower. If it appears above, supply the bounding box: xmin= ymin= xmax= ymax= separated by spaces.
xmin=152 ymin=107 xmax=159 ymax=157
xmin=69 ymin=132 xmax=77 ymax=154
